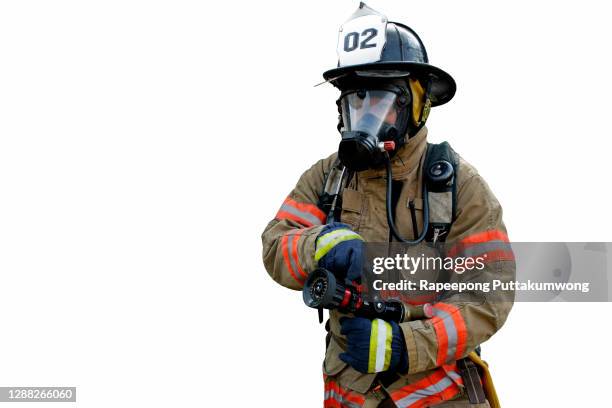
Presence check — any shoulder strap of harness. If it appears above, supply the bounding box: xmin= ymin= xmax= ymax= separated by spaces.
xmin=424 ymin=141 xmax=458 ymax=243
xmin=317 ymin=158 xmax=347 ymax=223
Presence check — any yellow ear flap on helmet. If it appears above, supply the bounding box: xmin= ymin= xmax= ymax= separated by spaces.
xmin=408 ymin=78 xmax=431 ymax=126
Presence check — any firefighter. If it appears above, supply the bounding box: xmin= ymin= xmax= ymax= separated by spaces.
xmin=262 ymin=4 xmax=514 ymax=407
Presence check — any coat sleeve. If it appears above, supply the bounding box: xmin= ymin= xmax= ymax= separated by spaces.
xmin=261 ymin=155 xmax=337 ymax=290
xmin=400 ymin=160 xmax=516 ymax=374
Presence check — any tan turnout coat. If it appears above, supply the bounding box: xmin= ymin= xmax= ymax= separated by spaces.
xmin=261 ymin=127 xmax=515 ymax=408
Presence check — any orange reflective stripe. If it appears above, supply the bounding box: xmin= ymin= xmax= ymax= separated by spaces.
xmin=281 ymin=233 xmax=305 ymax=287
xmin=431 ymin=314 xmax=450 ymax=366
xmin=275 ymin=196 xmax=326 ymax=227
xmin=324 ymin=400 xmax=341 ymax=408
xmin=326 ymin=380 xmax=366 ymax=404
xmin=390 ymin=367 xmax=461 ymax=408
xmin=324 ymin=378 xmax=365 ymax=408
xmin=414 ymin=381 xmax=461 ymax=408
xmin=430 ymin=303 xmax=468 ymax=365
xmin=447 ymin=229 xmax=512 ymax=259
xmin=459 ymin=229 xmax=509 ymax=245
xmin=285 ymin=197 xmax=326 ymax=223
xmin=276 ymin=209 xmax=302 ymax=226
xmin=442 ymin=363 xmax=464 ymax=384
xmin=390 ymin=368 xmax=448 ymax=400
xmin=433 ymin=303 xmax=467 ymax=361
xmin=291 ymin=229 xmax=307 ymax=279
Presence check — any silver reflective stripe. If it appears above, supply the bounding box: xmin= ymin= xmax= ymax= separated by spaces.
xmin=324 ymin=390 xmax=363 ymax=408
xmin=447 ymin=369 xmax=462 ymax=383
xmin=374 ymin=319 xmax=389 ymax=372
xmin=459 ymin=240 xmax=512 ymax=258
xmin=433 ymin=307 xmax=458 ymax=363
xmin=279 ymin=203 xmax=322 ymax=226
xmin=394 ymin=376 xmax=454 ymax=408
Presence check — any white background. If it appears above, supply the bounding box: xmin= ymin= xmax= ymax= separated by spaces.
xmin=0 ymin=0 xmax=611 ymax=407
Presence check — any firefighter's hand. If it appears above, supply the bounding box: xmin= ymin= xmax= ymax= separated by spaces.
xmin=339 ymin=317 xmax=408 ymax=374
xmin=314 ymin=222 xmax=364 ymax=282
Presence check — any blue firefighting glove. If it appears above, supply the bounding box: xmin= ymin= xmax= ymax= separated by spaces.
xmin=339 ymin=317 xmax=408 ymax=374
xmin=314 ymin=222 xmax=364 ymax=282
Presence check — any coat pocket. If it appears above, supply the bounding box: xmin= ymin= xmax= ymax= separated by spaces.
xmin=340 ymin=189 xmax=365 ymax=231
xmin=323 ymin=335 xmax=347 ymax=376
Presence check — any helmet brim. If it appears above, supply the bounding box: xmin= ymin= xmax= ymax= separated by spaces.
xmin=322 ymin=62 xmax=456 ymax=107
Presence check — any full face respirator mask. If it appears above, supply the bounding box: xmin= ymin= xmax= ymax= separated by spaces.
xmin=336 ymin=79 xmax=428 ymax=171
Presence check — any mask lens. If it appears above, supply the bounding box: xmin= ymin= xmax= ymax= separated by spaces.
xmin=340 ymin=90 xmax=400 ymax=136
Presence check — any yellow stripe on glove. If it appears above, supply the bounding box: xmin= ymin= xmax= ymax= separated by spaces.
xmin=314 ymin=228 xmax=363 ymax=262
xmin=368 ymin=319 xmax=393 ymax=373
